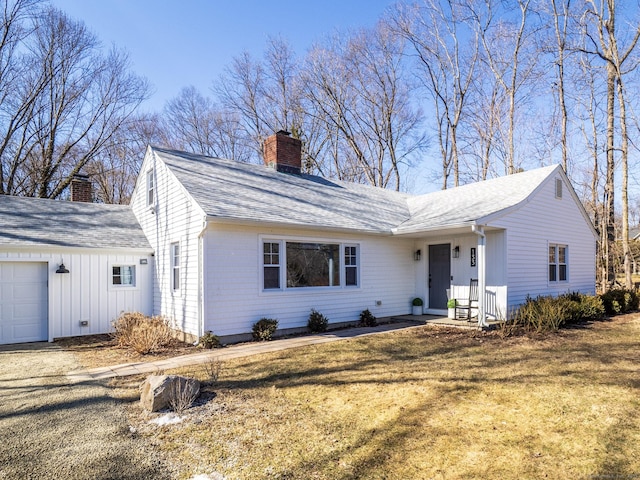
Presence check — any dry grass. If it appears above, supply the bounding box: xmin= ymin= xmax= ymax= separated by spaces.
xmin=56 ymin=334 xmax=196 ymax=370
xmin=72 ymin=316 xmax=640 ymax=479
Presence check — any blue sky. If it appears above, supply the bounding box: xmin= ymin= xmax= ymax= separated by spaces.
xmin=50 ymin=0 xmax=397 ymax=112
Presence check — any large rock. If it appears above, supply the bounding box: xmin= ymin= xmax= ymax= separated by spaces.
xmin=140 ymin=375 xmax=200 ymax=412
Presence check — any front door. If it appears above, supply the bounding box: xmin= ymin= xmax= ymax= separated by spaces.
xmin=428 ymin=244 xmax=450 ymax=310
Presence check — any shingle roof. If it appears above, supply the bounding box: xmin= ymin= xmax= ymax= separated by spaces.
xmin=396 ymin=165 xmax=560 ymax=233
xmin=154 ymin=147 xmax=412 ymax=233
xmin=0 ymin=195 xmax=151 ymax=250
xmin=154 ymin=147 xmax=562 ymax=235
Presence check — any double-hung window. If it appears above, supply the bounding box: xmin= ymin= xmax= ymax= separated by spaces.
xmin=147 ymin=170 xmax=155 ymax=206
xmin=171 ymin=242 xmax=180 ymax=291
xmin=262 ymin=239 xmax=359 ymax=290
xmin=112 ymin=265 xmax=135 ymax=287
xmin=344 ymin=245 xmax=358 ymax=286
xmin=549 ymin=244 xmax=567 ymax=282
xmin=263 ymin=242 xmax=281 ymax=289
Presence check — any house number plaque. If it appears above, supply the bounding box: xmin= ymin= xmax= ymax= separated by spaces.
xmin=470 ymin=247 xmax=476 ymax=267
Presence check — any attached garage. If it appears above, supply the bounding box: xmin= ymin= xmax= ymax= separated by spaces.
xmin=0 ymin=262 xmax=48 ymax=344
xmin=0 ymin=194 xmax=154 ymax=345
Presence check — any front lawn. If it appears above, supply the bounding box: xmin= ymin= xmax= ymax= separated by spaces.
xmin=127 ymin=316 xmax=639 ymax=479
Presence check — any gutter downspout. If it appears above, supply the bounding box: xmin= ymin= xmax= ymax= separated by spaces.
xmin=472 ymin=225 xmax=488 ymax=328
xmin=197 ymin=218 xmax=208 ymax=342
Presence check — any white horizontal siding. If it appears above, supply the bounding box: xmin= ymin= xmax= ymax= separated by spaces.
xmin=131 ymin=149 xmax=206 ymax=337
xmin=0 ymin=249 xmax=153 ymax=340
xmin=491 ymin=173 xmax=596 ymax=311
xmin=202 ymin=224 xmax=414 ymax=336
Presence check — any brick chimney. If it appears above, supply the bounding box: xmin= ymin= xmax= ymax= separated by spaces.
xmin=263 ymin=130 xmax=302 ymax=174
xmin=70 ymin=174 xmax=92 ymax=202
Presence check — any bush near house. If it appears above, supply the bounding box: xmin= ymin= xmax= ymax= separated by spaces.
xmin=112 ymin=312 xmax=173 ymax=354
xmin=509 ymin=292 xmax=606 ymax=334
xmin=308 ymin=309 xmax=328 ymax=333
xmin=600 ymin=288 xmax=639 ymax=315
xmin=252 ymin=318 xmax=279 ymax=341
xmin=359 ymin=309 xmax=377 ymax=327
xmin=198 ymin=331 xmax=221 ymax=349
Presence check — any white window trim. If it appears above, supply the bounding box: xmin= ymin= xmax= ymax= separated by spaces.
xmin=146 ymin=169 xmax=155 ymax=207
xmin=344 ymin=243 xmax=360 ymax=288
xmin=109 ymin=264 xmax=138 ymax=290
xmin=259 ymin=235 xmax=361 ymax=293
xmin=548 ymin=243 xmax=568 ymax=284
xmin=170 ymin=241 xmax=180 ymax=294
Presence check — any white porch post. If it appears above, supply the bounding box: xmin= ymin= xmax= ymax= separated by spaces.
xmin=473 ymin=225 xmax=488 ymax=327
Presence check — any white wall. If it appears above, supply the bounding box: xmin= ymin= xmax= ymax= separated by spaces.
xmin=202 ymin=223 xmax=415 ymax=336
xmin=0 ymin=249 xmax=153 ymax=340
xmin=130 ymin=150 xmax=206 ymax=337
xmin=491 ymin=173 xmax=596 ymax=311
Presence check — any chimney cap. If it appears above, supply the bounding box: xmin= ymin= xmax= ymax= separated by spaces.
xmin=276 ymin=130 xmax=291 ymax=136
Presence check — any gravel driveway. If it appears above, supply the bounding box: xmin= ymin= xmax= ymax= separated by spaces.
xmin=0 ymin=342 xmax=172 ymax=480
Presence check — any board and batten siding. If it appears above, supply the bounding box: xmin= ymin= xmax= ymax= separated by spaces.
xmin=490 ymin=173 xmax=596 ymax=311
xmin=131 ymin=149 xmax=206 ymax=337
xmin=202 ymin=223 xmax=415 ymax=336
xmin=0 ymin=249 xmax=152 ymax=340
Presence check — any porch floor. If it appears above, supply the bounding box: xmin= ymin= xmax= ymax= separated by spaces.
xmin=390 ymin=314 xmax=502 ymax=330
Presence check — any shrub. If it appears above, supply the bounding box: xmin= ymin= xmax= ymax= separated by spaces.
xmin=112 ymin=312 xmax=173 ymax=354
xmin=512 ymin=296 xmax=569 ymax=333
xmin=412 ymin=297 xmax=424 ymax=307
xmin=252 ymin=318 xmax=279 ymax=341
xmin=600 ymin=288 xmax=639 ymax=315
xmin=560 ymin=292 xmax=605 ymax=320
xmin=512 ymin=293 xmax=606 ymax=333
xmin=198 ymin=330 xmax=220 ymax=349
xmin=168 ymin=377 xmax=199 ymax=414
xmin=201 ymin=359 xmax=223 ymax=383
xmin=447 ymin=299 xmax=457 ymax=309
xmin=359 ymin=309 xmax=377 ymax=327
xmin=308 ymin=309 xmax=328 ymax=333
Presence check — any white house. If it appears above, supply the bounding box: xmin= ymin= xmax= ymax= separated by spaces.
xmin=0 ymin=131 xmax=596 ymax=345
xmin=0 ymin=178 xmax=153 ymax=344
xmin=127 ymin=131 xmax=597 ymax=343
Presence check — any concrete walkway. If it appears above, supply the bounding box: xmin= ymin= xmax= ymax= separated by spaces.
xmin=66 ymin=321 xmax=425 ymax=383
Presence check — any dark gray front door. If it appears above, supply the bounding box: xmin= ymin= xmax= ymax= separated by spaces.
xmin=428 ymin=244 xmax=451 ymax=310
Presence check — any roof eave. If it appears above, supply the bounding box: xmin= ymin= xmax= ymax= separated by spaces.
xmin=204 ymin=215 xmax=395 ymax=236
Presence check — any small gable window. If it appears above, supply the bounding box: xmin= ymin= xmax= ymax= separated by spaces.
xmin=147 ymin=170 xmax=155 ymax=206
xmin=549 ymin=244 xmax=567 ymax=282
xmin=112 ymin=265 xmax=135 ymax=287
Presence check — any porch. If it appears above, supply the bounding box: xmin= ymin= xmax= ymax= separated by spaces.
xmin=391 ymin=314 xmax=503 ymax=330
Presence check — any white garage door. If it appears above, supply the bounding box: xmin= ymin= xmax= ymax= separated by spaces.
xmin=0 ymin=262 xmax=48 ymax=344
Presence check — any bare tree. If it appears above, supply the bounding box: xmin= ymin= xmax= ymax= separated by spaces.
xmin=0 ymin=6 xmax=149 ymax=198
xmin=162 ymin=86 xmax=252 ymax=162
xmin=581 ymin=0 xmax=640 ymax=289
xmin=86 ymin=113 xmax=165 ymax=204
xmin=472 ymin=0 xmax=539 ymax=175
xmin=392 ymin=0 xmax=479 ymax=188
xmin=303 ymin=23 xmax=425 ymax=190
